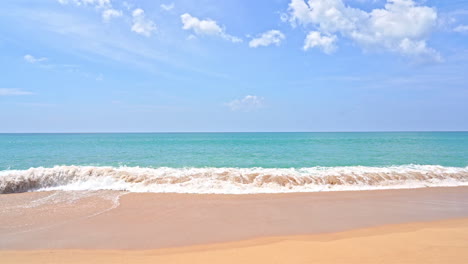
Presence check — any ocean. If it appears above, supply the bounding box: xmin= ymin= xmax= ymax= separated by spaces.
xmin=1 ymin=132 xmax=467 ymax=194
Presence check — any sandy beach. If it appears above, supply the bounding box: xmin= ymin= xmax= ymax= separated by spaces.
xmin=3 ymin=0 xmax=468 ymax=261
xmin=1 ymin=187 xmax=468 ymax=263
xmin=1 ymin=218 xmax=468 ymax=263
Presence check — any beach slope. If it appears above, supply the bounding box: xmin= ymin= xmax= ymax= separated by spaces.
xmin=1 ymin=218 xmax=467 ymax=264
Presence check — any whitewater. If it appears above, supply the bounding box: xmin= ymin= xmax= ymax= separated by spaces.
xmin=1 ymin=165 xmax=468 ymax=194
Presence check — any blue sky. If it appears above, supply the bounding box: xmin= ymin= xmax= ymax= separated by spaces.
xmin=0 ymin=0 xmax=467 ymax=132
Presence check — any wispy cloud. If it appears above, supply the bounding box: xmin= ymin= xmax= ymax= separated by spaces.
xmin=58 ymin=0 xmax=123 ymax=24
xmin=0 ymin=88 xmax=34 ymax=96
xmin=57 ymin=0 xmax=111 ymax=9
xmin=13 ymin=9 xmax=175 ymax=77
xmin=226 ymin=95 xmax=264 ymax=111
xmin=454 ymin=25 xmax=468 ymax=33
xmin=22 ymin=54 xmax=103 ymax=81
xmin=6 ymin=5 xmax=239 ymax=81
xmin=181 ymin=13 xmax=242 ymax=43
xmin=24 ymin=54 xmax=48 ymax=63
xmin=102 ymin=8 xmax=122 ymax=22
xmin=249 ymin=30 xmax=285 ymax=48
xmin=160 ymin=3 xmax=175 ymax=11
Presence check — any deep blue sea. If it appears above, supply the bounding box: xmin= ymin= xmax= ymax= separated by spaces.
xmin=1 ymin=132 xmax=467 ymax=194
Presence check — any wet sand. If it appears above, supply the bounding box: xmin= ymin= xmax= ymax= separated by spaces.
xmin=1 ymin=187 xmax=468 ymax=250
xmin=1 ymin=218 xmax=468 ymax=263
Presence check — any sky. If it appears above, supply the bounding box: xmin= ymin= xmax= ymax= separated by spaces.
xmin=0 ymin=0 xmax=467 ymax=132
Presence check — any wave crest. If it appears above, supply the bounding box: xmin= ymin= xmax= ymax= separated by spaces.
xmin=1 ymin=165 xmax=468 ymax=194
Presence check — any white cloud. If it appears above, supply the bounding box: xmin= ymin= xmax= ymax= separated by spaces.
xmin=160 ymin=3 xmax=175 ymax=11
xmin=0 ymin=88 xmax=34 ymax=96
xmin=23 ymin=54 xmax=48 ymax=63
xmin=287 ymin=0 xmax=440 ymax=59
xmin=131 ymin=8 xmax=157 ymax=37
xmin=454 ymin=24 xmax=468 ymax=33
xmin=58 ymin=0 xmax=123 ymax=24
xmin=226 ymin=95 xmax=264 ymax=111
xmin=303 ymin=31 xmax=337 ymax=54
xmin=180 ymin=13 xmax=242 ymax=43
xmin=187 ymin=34 xmax=197 ymax=40
xmin=102 ymin=8 xmax=122 ymax=22
xmin=249 ymin=30 xmax=285 ymax=48
xmin=280 ymin=12 xmax=289 ymax=23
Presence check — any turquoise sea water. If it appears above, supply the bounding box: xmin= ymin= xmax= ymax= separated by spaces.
xmin=1 ymin=132 xmax=468 ymax=194
xmin=1 ymin=132 xmax=467 ymax=170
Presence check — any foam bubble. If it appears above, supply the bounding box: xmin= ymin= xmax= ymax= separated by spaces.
xmin=0 ymin=165 xmax=467 ymax=194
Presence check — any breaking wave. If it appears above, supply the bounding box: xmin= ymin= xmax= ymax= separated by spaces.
xmin=1 ymin=165 xmax=468 ymax=194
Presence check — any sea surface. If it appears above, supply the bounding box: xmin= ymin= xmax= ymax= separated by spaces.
xmin=1 ymin=132 xmax=468 ymax=194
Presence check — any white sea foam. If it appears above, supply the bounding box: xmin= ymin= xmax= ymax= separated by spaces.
xmin=1 ymin=165 xmax=467 ymax=194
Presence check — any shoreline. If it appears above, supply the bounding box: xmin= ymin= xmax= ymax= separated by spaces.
xmin=1 ymin=218 xmax=468 ymax=263
xmin=1 ymin=187 xmax=468 ymax=250
xmin=2 ymin=164 xmax=467 ymax=194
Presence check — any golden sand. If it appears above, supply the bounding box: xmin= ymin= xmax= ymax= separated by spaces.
xmin=1 ymin=187 xmax=468 ymax=263
xmin=1 ymin=218 xmax=468 ymax=264
xmin=2 ymin=187 xmax=468 ymax=250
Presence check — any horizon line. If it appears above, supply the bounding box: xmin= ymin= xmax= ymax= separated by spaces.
xmin=1 ymin=130 xmax=467 ymax=134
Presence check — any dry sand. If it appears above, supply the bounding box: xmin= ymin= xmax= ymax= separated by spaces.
xmin=1 ymin=218 xmax=468 ymax=264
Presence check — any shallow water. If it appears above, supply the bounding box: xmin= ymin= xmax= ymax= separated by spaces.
xmin=1 ymin=132 xmax=467 ymax=169
xmin=1 ymin=132 xmax=467 ymax=194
